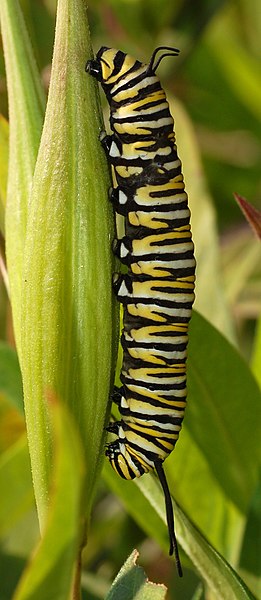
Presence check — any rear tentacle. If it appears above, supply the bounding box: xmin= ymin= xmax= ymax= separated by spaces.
xmin=154 ymin=459 xmax=183 ymax=578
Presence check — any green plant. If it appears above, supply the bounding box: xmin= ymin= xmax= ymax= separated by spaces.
xmin=0 ymin=1 xmax=260 ymax=599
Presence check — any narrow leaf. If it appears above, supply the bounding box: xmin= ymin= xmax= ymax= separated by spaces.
xmin=239 ymin=479 xmax=261 ymax=590
xmin=0 ymin=0 xmax=45 ymax=357
xmin=252 ymin=316 xmax=261 ymax=388
xmin=207 ymin=21 xmax=261 ymax=121
xmin=221 ymin=232 xmax=261 ymax=306
xmin=103 ymin=460 xmax=169 ymax=553
xmin=0 ymin=114 xmax=9 ymax=235
xmin=0 ymin=342 xmax=23 ymax=412
xmin=173 ymin=494 xmax=256 ymax=600
xmin=234 ymin=193 xmax=261 ymax=239
xmin=165 ymin=427 xmax=243 ymax=563
xmin=0 ymin=435 xmax=34 ymax=539
xmin=13 ymin=398 xmax=85 ymax=600
xmin=0 ymin=343 xmax=24 ymax=451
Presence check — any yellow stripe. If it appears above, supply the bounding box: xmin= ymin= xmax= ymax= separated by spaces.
xmin=127 ymin=304 xmax=167 ymax=322
xmin=127 ymin=90 xmax=166 ymax=110
xmin=129 ymin=324 xmax=188 ymax=337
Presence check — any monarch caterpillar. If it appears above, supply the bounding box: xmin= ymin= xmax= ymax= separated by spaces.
xmin=86 ymin=46 xmax=195 ymax=577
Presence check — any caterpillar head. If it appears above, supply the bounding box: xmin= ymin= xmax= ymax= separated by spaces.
xmin=86 ymin=47 xmax=142 ymax=90
xmin=86 ymin=46 xmax=180 ymax=87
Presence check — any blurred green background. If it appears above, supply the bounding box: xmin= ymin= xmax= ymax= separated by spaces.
xmin=0 ymin=1 xmax=260 ymax=599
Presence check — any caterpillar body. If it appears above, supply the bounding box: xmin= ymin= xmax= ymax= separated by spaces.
xmin=86 ymin=46 xmax=196 ymax=577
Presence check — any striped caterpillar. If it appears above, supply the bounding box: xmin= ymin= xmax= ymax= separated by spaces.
xmin=86 ymin=46 xmax=196 ymax=577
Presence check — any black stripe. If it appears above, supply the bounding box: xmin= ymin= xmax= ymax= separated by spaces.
xmin=110 ymin=52 xmax=127 ymax=78
xmin=150 ymin=188 xmax=185 ymax=198
xmin=126 ymin=436 xmax=175 ymax=455
xmin=123 ymin=356 xmax=187 ymax=371
xmin=122 ymin=329 xmax=188 ymax=340
xmin=126 ymin=250 xmax=195 ymax=263
xmin=120 ymin=409 xmax=184 ymax=426
xmin=112 ymin=107 xmax=171 ymax=124
xmin=123 ymin=388 xmax=186 ymax=408
xmin=132 ymin=98 xmax=168 ymax=112
xmin=124 ymin=367 xmax=186 ymax=379
xmin=112 ymin=56 xmax=141 ymax=82
xmin=127 ymin=201 xmax=189 ymax=213
xmin=110 ymin=129 xmax=172 ymax=145
xmin=111 ymin=78 xmax=162 ymax=100
xmin=122 ymin=338 xmax=188 ymax=350
xmin=120 ymin=375 xmax=186 ymax=392
xmin=150 ymin=236 xmax=192 ymax=247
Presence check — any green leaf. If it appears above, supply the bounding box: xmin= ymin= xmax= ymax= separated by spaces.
xmin=0 ymin=342 xmax=23 ymax=413
xmin=190 ymin=584 xmax=204 ymax=600
xmin=165 ymin=427 xmax=243 ymax=563
xmin=0 ymin=394 xmax=25 ymax=454
xmin=207 ymin=18 xmax=261 ymax=121
xmin=21 ymin=0 xmax=117 ymax=528
xmin=103 ymin=460 xmax=169 ymax=553
xmin=13 ymin=398 xmax=85 ymax=600
xmin=105 ymin=549 xmax=167 ymax=600
xmin=221 ymin=232 xmax=261 ymax=307
xmin=252 ymin=316 xmax=261 ymax=388
xmin=103 ymin=466 xmax=256 ymax=599
xmin=187 ymin=311 xmax=261 ymax=512
xmin=0 ymin=0 xmax=45 ymax=357
xmin=173 ymin=495 xmax=256 ymax=600
xmin=171 ymin=98 xmax=235 ymax=342
xmin=0 ymin=342 xmax=25 ymax=452
xmin=104 ymin=444 xmax=239 ymax=566
xmin=239 ymin=478 xmax=261 ymax=596
xmin=0 ymin=114 xmax=9 ymax=235
xmin=0 ymin=435 xmax=34 ymax=538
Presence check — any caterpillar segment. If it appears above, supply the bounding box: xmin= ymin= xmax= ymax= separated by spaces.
xmin=86 ymin=45 xmax=195 ymax=578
